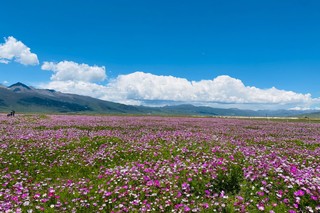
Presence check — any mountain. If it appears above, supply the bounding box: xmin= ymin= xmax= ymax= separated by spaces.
xmin=0 ymin=83 xmax=144 ymax=114
xmin=299 ymin=111 xmax=320 ymax=118
xmin=150 ymin=104 xmax=318 ymax=117
xmin=0 ymin=82 xmax=318 ymax=117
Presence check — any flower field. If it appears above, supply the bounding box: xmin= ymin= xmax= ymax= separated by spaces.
xmin=0 ymin=114 xmax=319 ymax=212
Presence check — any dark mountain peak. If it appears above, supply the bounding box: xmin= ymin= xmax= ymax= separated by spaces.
xmin=8 ymin=82 xmax=31 ymax=90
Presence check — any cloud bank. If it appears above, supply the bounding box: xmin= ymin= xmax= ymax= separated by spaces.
xmin=41 ymin=61 xmax=106 ymax=82
xmin=0 ymin=36 xmax=39 ymax=65
xmin=40 ymin=71 xmax=315 ymax=109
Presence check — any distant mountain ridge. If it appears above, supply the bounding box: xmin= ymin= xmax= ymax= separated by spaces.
xmin=0 ymin=82 xmax=143 ymax=114
xmin=0 ymin=82 xmax=319 ymax=117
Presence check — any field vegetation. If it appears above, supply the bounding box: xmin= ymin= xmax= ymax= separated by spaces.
xmin=0 ymin=114 xmax=319 ymax=212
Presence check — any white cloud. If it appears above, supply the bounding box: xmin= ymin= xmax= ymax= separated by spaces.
xmin=0 ymin=36 xmax=39 ymax=65
xmin=289 ymin=107 xmax=313 ymax=111
xmin=39 ymin=71 xmax=316 ymax=110
xmin=41 ymin=80 xmax=107 ymax=97
xmin=41 ymin=61 xmax=106 ymax=82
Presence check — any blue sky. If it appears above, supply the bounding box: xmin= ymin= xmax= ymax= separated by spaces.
xmin=0 ymin=0 xmax=320 ymax=109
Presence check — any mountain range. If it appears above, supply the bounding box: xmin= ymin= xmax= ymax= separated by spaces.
xmin=0 ymin=82 xmax=318 ymax=117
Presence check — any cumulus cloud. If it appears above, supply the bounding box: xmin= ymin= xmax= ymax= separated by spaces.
xmin=41 ymin=80 xmax=107 ymax=97
xmin=41 ymin=61 xmax=106 ymax=82
xmin=105 ymin=72 xmax=312 ymax=106
xmin=39 ymin=71 xmax=316 ymax=110
xmin=0 ymin=36 xmax=39 ymax=65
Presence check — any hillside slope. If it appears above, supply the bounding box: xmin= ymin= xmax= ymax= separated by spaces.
xmin=1 ymin=82 xmax=318 ymax=117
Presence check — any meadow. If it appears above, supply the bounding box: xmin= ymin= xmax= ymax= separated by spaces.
xmin=0 ymin=114 xmax=319 ymax=212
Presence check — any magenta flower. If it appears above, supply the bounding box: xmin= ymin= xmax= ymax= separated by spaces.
xmin=174 ymin=203 xmax=183 ymax=209
xmin=290 ymin=165 xmax=298 ymax=174
xmin=184 ymin=205 xmax=191 ymax=212
xmin=182 ymin=182 xmax=189 ymax=191
xmin=104 ymin=191 xmax=112 ymax=196
xmin=153 ymin=180 xmax=160 ymax=187
xmin=33 ymin=193 xmax=41 ymax=199
xmin=294 ymin=190 xmax=305 ymax=197
xmin=176 ymin=191 xmax=182 ymax=198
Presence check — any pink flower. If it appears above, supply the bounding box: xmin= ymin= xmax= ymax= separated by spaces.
xmin=290 ymin=165 xmax=298 ymax=174
xmin=104 ymin=191 xmax=112 ymax=196
xmin=12 ymin=196 xmax=19 ymax=202
xmin=257 ymin=203 xmax=264 ymax=211
xmin=202 ymin=203 xmax=209 ymax=209
xmin=34 ymin=193 xmax=41 ymax=199
xmin=22 ymin=193 xmax=28 ymax=198
xmin=132 ymin=200 xmax=139 ymax=206
xmin=176 ymin=191 xmax=182 ymax=198
xmin=154 ymin=180 xmax=160 ymax=187
xmin=175 ymin=203 xmax=183 ymax=209
xmin=236 ymin=196 xmax=244 ymax=201
xmin=182 ymin=182 xmax=189 ymax=190
xmin=184 ymin=206 xmax=191 ymax=212
xmin=294 ymin=190 xmax=304 ymax=197
xmin=143 ymin=176 xmax=150 ymax=181
xmin=146 ymin=180 xmax=153 ymax=186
